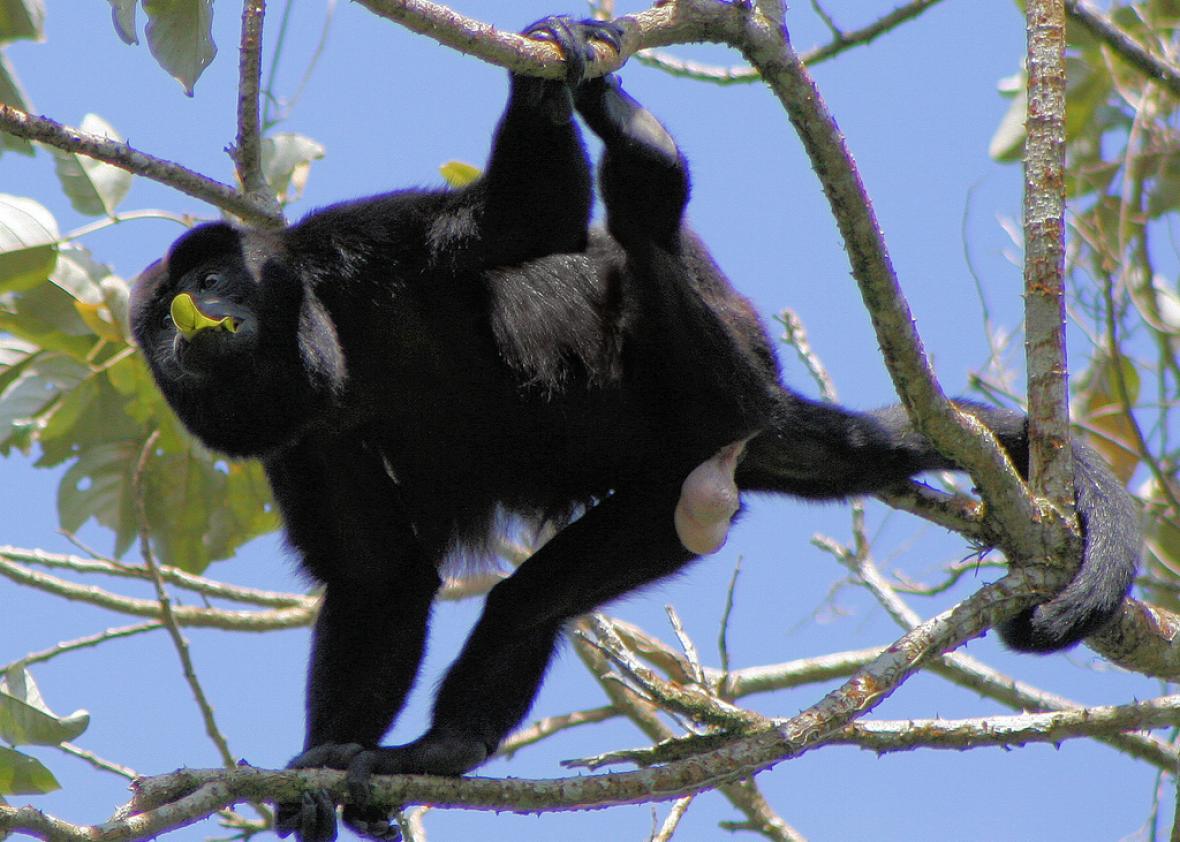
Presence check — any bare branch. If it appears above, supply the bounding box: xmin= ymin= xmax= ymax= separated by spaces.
xmin=836 ymin=696 xmax=1180 ymax=751
xmin=735 ymin=4 xmax=1065 ymax=587
xmin=0 ymin=105 xmax=282 ymax=227
xmin=1024 ymin=0 xmax=1076 ymax=520
xmin=0 ymin=556 xmax=315 ymax=629
xmin=233 ymin=0 xmax=280 ymax=212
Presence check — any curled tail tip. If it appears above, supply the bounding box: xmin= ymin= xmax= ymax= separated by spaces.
xmin=997 ymin=545 xmax=1137 ymax=653
xmin=1000 ymin=446 xmax=1141 ymax=653
xmin=998 ymin=605 xmax=1116 ymax=653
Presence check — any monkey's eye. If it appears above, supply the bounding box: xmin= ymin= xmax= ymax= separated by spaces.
xmin=161 ymin=312 xmax=174 ymax=330
xmin=198 ymin=271 xmax=221 ymax=291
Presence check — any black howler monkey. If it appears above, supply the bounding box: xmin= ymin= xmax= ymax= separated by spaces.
xmin=130 ymin=16 xmax=1140 ymax=842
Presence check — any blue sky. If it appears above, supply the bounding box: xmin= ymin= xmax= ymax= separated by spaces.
xmin=0 ymin=2 xmax=1164 ymax=840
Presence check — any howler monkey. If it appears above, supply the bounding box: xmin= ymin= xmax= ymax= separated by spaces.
xmin=130 ymin=16 xmax=1140 ymax=842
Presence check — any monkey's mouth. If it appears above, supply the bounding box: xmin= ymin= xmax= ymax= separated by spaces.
xmin=170 ymin=293 xmax=240 ymax=340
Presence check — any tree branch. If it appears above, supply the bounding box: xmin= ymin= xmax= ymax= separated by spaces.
xmin=732 ymin=4 xmax=1048 ymax=577
xmin=232 ymin=0 xmax=279 ymax=213
xmin=6 ymin=677 xmax=1169 ymax=841
xmin=0 ymin=105 xmax=283 ymax=227
xmin=1023 ymin=0 xmax=1077 ymax=523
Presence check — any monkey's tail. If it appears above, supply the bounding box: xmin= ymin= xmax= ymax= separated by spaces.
xmin=995 ymin=439 xmax=1139 ymax=651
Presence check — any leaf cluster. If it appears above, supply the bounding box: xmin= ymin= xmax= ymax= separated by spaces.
xmin=0 ymin=3 xmax=290 ymax=573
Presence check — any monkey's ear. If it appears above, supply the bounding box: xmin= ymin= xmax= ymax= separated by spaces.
xmin=167 ymin=222 xmax=244 ymax=280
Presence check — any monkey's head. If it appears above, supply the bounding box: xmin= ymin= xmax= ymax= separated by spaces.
xmin=131 ymin=222 xmax=344 ymax=457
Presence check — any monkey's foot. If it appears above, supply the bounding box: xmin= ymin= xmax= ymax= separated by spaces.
xmin=275 ymin=742 xmax=370 ymax=842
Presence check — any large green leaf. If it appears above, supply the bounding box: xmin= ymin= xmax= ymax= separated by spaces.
xmin=51 ymin=245 xmax=129 ymax=341
xmin=0 ymin=667 xmax=89 ymax=748
xmin=0 ymin=0 xmax=44 ymax=42
xmin=0 ymin=747 xmax=57 ymax=795
xmin=0 ymin=351 xmax=90 ymax=452
xmin=138 ymin=426 xmax=277 ymax=572
xmin=0 ymin=194 xmax=58 ymax=293
xmin=58 ymin=439 xmax=142 ymax=556
xmin=142 ymin=0 xmax=216 ymax=96
xmin=1072 ymin=353 xmax=1142 ymax=484
xmin=50 ymin=114 xmax=133 ymax=217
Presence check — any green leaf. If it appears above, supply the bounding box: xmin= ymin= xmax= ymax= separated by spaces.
xmin=0 ymin=194 xmax=58 ymax=293
xmin=142 ymin=0 xmax=216 ymax=96
xmin=0 ymin=352 xmax=90 ymax=451
xmin=1064 ymin=55 xmax=1113 ymax=145
xmin=58 ymin=439 xmax=142 ymax=554
xmin=440 ymin=160 xmax=481 ymax=188
xmin=1072 ymin=353 xmax=1142 ymax=483
xmin=0 ymin=667 xmax=89 ymax=747
xmin=49 ymin=246 xmax=130 ymax=341
xmin=1146 ymin=155 xmax=1180 ymax=218
xmin=0 ymin=747 xmax=58 ymax=795
xmin=51 ymin=245 xmax=113 ymax=303
xmin=261 ymin=133 xmax=325 ymax=205
xmin=0 ymin=51 xmax=34 ymax=156
xmin=0 ymin=0 xmax=44 ymax=43
xmin=101 ymin=274 xmax=132 ymax=338
xmin=139 ymin=434 xmax=277 ymax=572
xmin=50 ymin=114 xmax=133 ymax=217
xmin=36 ymin=365 xmax=143 ymax=469
xmin=107 ymin=0 xmax=138 ymax=45
xmin=0 ymin=281 xmax=99 ymax=360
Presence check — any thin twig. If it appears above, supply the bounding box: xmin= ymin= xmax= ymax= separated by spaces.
xmin=58 ymin=742 xmax=138 ymax=780
xmin=818 ymin=529 xmax=1176 ymax=768
xmin=652 ymin=796 xmax=694 ymax=842
xmin=0 ymin=545 xmax=308 ymax=606
xmin=2 ymin=622 xmax=162 ymax=672
xmin=132 ymin=432 xmax=236 ymax=771
xmin=1066 ymin=0 xmax=1180 ymax=96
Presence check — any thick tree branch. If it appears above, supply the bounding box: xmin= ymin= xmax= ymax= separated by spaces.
xmin=0 ymin=571 xmax=1140 ymax=842
xmin=730 ymin=5 xmax=1048 ymax=575
xmin=1024 ymin=0 xmax=1076 ymax=522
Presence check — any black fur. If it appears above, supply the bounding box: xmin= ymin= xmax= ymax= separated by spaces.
xmin=129 ymin=17 xmax=1139 ymax=841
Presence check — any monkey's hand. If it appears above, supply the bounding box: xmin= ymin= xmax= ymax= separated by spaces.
xmin=521 ymin=15 xmax=623 ymax=87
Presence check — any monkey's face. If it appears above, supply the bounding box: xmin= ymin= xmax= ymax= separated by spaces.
xmin=131 ymin=223 xmax=272 ymax=381
xmin=130 ymin=222 xmax=327 ymax=458
xmin=157 ymin=263 xmax=260 ymax=378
